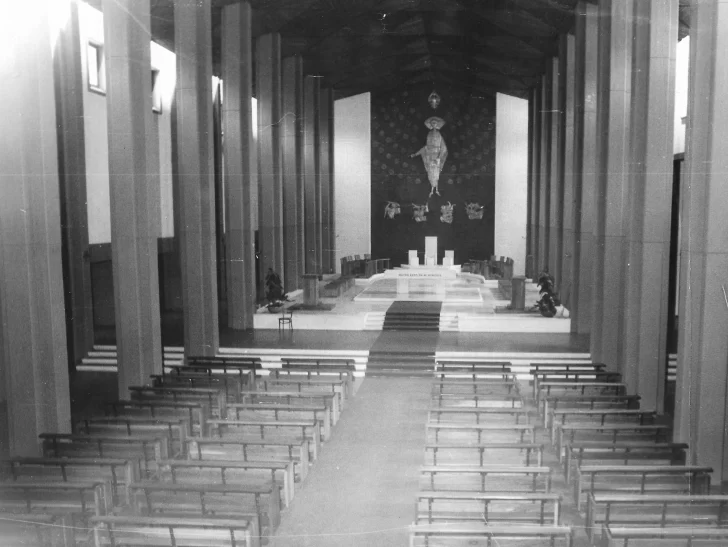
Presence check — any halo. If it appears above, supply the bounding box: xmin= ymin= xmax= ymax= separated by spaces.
xmin=425 ymin=116 xmax=446 ymax=130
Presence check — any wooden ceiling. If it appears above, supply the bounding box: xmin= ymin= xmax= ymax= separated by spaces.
xmin=111 ymin=0 xmax=691 ymax=99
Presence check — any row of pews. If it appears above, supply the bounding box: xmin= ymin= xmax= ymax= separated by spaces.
xmin=409 ymin=358 xmax=723 ymax=546
xmin=0 ymin=355 xmax=358 ymax=547
xmin=537 ymin=365 xmax=723 ymax=546
xmin=409 ymin=360 xmax=574 ymax=546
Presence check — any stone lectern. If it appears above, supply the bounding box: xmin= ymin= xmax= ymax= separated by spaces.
xmin=301 ymin=274 xmax=322 ymax=306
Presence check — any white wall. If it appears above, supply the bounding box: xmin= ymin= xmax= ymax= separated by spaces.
xmin=78 ymin=3 xmax=177 ymax=243
xmin=674 ymin=37 xmax=689 ymax=156
xmin=494 ymin=93 xmax=528 ymax=275
xmin=334 ymin=92 xmax=371 ymax=272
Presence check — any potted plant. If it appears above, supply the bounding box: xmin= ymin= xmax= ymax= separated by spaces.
xmin=534 ymin=268 xmax=560 ymax=318
xmin=265 ymin=268 xmax=287 ymax=313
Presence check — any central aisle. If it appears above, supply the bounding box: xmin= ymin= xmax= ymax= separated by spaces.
xmin=269 ymin=377 xmax=431 ymax=546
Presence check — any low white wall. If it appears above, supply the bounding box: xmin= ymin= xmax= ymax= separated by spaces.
xmin=494 ymin=92 xmax=528 ymax=275
xmin=334 ymin=93 xmax=371 ymax=272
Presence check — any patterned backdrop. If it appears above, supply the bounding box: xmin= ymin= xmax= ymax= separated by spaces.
xmin=370 ymin=85 xmax=496 ymax=267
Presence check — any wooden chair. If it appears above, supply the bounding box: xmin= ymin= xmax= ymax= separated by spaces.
xmin=278 ymin=309 xmax=293 ymax=331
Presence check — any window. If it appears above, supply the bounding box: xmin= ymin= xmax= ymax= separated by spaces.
xmin=87 ymin=41 xmax=105 ymax=94
xmin=151 ymin=68 xmax=162 ymax=114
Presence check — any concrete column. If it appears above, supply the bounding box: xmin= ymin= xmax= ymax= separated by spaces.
xmin=303 ymin=76 xmax=322 ymax=274
xmin=0 ymin=4 xmax=71 ymax=455
xmin=590 ymin=0 xmax=633 ymax=368
xmin=282 ymin=56 xmax=304 ymax=292
xmin=549 ymin=51 xmax=565 ymax=286
xmin=222 ymin=2 xmax=256 ymax=329
xmin=561 ymin=34 xmax=576 ymax=309
xmin=538 ymin=69 xmax=552 ymax=274
xmin=319 ymin=87 xmax=334 ymax=274
xmin=621 ymin=0 xmax=676 ymax=411
xmin=674 ymin=0 xmax=728 ymax=483
xmin=175 ymin=0 xmax=219 ymax=356
xmin=256 ymin=33 xmax=285 ymax=286
xmin=104 ymin=0 xmax=163 ymax=393
xmin=571 ymin=1 xmax=599 ymax=334
xmin=53 ymin=0 xmax=94 ymax=368
xmin=529 ymin=86 xmax=542 ymax=279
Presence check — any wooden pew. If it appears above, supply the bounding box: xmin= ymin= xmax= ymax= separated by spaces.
xmin=426 ymin=423 xmax=536 ymax=444
xmin=271 ymin=368 xmax=353 ymax=383
xmin=281 ymin=357 xmax=356 ymax=371
xmin=600 ymin=525 xmax=728 ymax=547
xmin=227 ymin=402 xmax=331 ymax=441
xmin=428 ymin=407 xmax=532 ymax=425
xmin=40 ymin=434 xmax=168 ymax=478
xmin=129 ymin=480 xmax=280 ymax=532
xmin=555 ymin=423 xmax=672 ymax=462
xmin=157 ymin=458 xmax=295 ymax=508
xmin=240 ymin=390 xmax=341 ymax=425
xmin=424 ymin=443 xmax=544 ymax=466
xmin=537 ymin=381 xmax=627 ymax=406
xmin=541 ymin=394 xmax=642 ymax=428
xmin=431 ymin=392 xmax=524 ymax=409
xmin=409 ymin=523 xmax=573 ymax=547
xmin=532 ymin=370 xmax=623 ymax=399
xmin=3 ymin=457 xmax=139 ymax=505
xmin=420 ymin=465 xmax=552 ymax=492
xmin=415 ymin=491 xmax=561 ymax=525
xmin=0 ymin=512 xmax=75 ymax=547
xmin=530 ymin=362 xmax=606 ymax=373
xmin=564 ymin=441 xmax=688 ymax=481
xmin=129 ymin=385 xmax=227 ymax=418
xmin=206 ymin=418 xmax=321 ymax=461
xmin=150 ymin=372 xmax=247 ymax=404
xmin=92 ymin=514 xmax=260 ymax=547
xmin=549 ymin=409 xmax=658 ymax=444
xmin=574 ymin=465 xmax=713 ymax=510
xmin=186 ymin=438 xmax=310 ymax=482
xmin=257 ymin=378 xmax=349 ymax=410
xmin=0 ymin=481 xmax=111 ymax=524
xmin=586 ymin=493 xmax=728 ymax=541
xmin=435 ymin=361 xmax=512 ymax=374
xmin=73 ymin=416 xmax=190 ymax=458
xmin=105 ymin=400 xmax=210 ymax=435
xmin=432 ymin=378 xmax=520 ymax=396
xmin=434 ymin=371 xmax=517 ymax=382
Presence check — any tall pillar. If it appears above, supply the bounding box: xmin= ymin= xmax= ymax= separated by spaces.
xmin=319 ymin=87 xmax=334 ymax=274
xmin=538 ymin=69 xmax=553 ymax=274
xmin=530 ymin=86 xmax=542 ymax=279
xmin=621 ymin=0 xmax=676 ymax=411
xmin=282 ymin=56 xmax=304 ymax=292
xmin=561 ymin=34 xmax=576 ymax=309
xmin=674 ymin=0 xmax=728 ymax=483
xmin=104 ymin=0 xmax=163 ymax=393
xmin=590 ymin=0 xmax=633 ymax=368
xmin=303 ymin=76 xmax=322 ymax=273
xmin=222 ymin=2 xmax=256 ymax=329
xmin=175 ymin=0 xmax=219 ymax=356
xmin=256 ymin=33 xmax=285 ymax=286
xmin=572 ymin=1 xmax=599 ymax=334
xmin=549 ymin=51 xmax=565 ymax=286
xmin=0 ymin=4 xmax=71 ymax=455
xmin=54 ymin=0 xmax=94 ymax=368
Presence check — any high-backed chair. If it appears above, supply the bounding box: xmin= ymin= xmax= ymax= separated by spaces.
xmin=408 ymin=250 xmax=419 ymax=266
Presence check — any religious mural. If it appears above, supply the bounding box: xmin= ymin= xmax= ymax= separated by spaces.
xmin=371 ymin=85 xmax=495 ymax=266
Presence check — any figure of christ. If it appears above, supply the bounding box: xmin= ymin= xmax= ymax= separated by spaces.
xmin=411 ymin=116 xmax=448 ymax=197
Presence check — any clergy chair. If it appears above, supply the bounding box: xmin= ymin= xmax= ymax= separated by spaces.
xmin=279 ymin=309 xmax=293 ymax=331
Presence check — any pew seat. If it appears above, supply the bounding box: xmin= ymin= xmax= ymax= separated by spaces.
xmin=555 ymin=423 xmax=672 ymax=461
xmin=586 ymin=493 xmax=728 ymax=541
xmin=240 ymin=390 xmax=340 ymax=425
xmin=424 ymin=442 xmax=544 ymax=467
xmin=409 ymin=523 xmax=573 ymax=547
xmin=428 ymin=407 xmax=532 ymax=425
xmin=129 ymin=386 xmax=226 ymax=418
xmin=431 ymin=393 xmax=524 ymax=409
xmin=104 ymin=400 xmax=210 ymax=435
xmin=91 ymin=514 xmax=260 ymax=547
xmin=420 ymin=465 xmax=552 ymax=492
xmin=574 ymin=465 xmax=713 ymax=510
xmin=0 ymin=512 xmax=75 ymax=547
xmin=226 ymin=403 xmax=331 ymax=441
xmin=73 ymin=417 xmax=190 ymax=458
xmin=426 ymin=423 xmax=535 ymax=444
xmin=600 ymin=525 xmax=728 ymax=547
xmin=550 ymin=409 xmax=658 ymax=444
xmin=434 ymin=361 xmax=512 ymax=374
xmin=0 ymin=481 xmax=111 ymax=524
xmin=541 ymin=394 xmax=641 ymax=428
xmin=415 ymin=491 xmax=562 ymax=525
xmin=185 ymin=438 xmax=310 ymax=482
